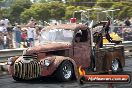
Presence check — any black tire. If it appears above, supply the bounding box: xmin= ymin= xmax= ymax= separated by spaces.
xmin=12 ymin=76 xmax=23 ymax=81
xmin=111 ymin=59 xmax=122 ymax=73
xmin=55 ymin=60 xmax=74 ymax=82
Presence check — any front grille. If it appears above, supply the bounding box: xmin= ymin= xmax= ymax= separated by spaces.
xmin=14 ymin=60 xmax=41 ymax=79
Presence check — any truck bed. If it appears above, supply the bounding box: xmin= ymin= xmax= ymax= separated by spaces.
xmin=94 ymin=45 xmax=125 ymax=72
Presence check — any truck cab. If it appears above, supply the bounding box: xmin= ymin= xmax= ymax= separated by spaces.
xmin=7 ymin=21 xmax=125 ymax=82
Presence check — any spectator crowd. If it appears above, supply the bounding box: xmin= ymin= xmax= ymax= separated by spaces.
xmin=113 ymin=17 xmax=132 ymax=41
xmin=0 ymin=17 xmax=42 ymax=50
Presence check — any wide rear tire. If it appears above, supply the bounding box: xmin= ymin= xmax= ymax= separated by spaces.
xmin=111 ymin=59 xmax=123 ymax=73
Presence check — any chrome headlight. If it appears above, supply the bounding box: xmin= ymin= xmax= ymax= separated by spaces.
xmin=7 ymin=57 xmax=14 ymax=65
xmin=44 ymin=59 xmax=51 ymax=66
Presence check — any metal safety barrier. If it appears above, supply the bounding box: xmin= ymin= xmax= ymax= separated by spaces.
xmin=124 ymin=45 xmax=132 ymax=56
xmin=0 ymin=48 xmax=26 ymax=62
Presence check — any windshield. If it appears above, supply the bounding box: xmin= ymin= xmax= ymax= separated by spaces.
xmin=40 ymin=28 xmax=74 ymax=43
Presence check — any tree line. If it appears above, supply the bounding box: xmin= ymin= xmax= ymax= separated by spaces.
xmin=0 ymin=0 xmax=131 ymax=24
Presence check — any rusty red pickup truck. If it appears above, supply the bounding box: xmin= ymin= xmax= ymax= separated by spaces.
xmin=7 ymin=20 xmax=125 ymax=82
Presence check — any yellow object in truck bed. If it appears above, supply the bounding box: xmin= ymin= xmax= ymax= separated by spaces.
xmin=103 ymin=32 xmax=122 ymax=43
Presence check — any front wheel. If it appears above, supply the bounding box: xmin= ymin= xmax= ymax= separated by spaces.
xmin=12 ymin=76 xmax=23 ymax=81
xmin=55 ymin=60 xmax=74 ymax=82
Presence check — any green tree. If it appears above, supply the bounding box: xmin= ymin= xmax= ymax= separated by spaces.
xmin=9 ymin=0 xmax=32 ymax=23
xmin=68 ymin=0 xmax=96 ymax=2
xmin=38 ymin=0 xmax=63 ymax=3
xmin=65 ymin=6 xmax=76 ymax=19
xmin=37 ymin=0 xmax=47 ymax=3
xmin=65 ymin=5 xmax=88 ymax=22
xmin=47 ymin=2 xmax=66 ymax=20
xmin=0 ymin=0 xmax=4 ymax=2
xmin=90 ymin=6 xmax=106 ymax=21
xmin=96 ymin=0 xmax=113 ymax=8
xmin=21 ymin=2 xmax=66 ymax=23
xmin=3 ymin=0 xmax=16 ymax=7
xmin=68 ymin=0 xmax=97 ymax=7
xmin=36 ymin=0 xmax=66 ymax=3
xmin=0 ymin=8 xmax=10 ymax=19
xmin=111 ymin=2 xmax=132 ymax=20
xmin=0 ymin=0 xmax=11 ymax=19
xmin=21 ymin=3 xmax=50 ymax=23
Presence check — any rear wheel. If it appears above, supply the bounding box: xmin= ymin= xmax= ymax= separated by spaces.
xmin=55 ymin=60 xmax=74 ymax=82
xmin=111 ymin=59 xmax=122 ymax=73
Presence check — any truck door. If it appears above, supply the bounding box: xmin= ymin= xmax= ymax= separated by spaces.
xmin=73 ymin=29 xmax=91 ymax=68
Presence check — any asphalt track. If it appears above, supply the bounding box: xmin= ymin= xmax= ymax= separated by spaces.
xmin=0 ymin=57 xmax=132 ymax=88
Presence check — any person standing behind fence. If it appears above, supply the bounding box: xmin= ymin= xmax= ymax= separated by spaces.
xmin=27 ymin=26 xmax=36 ymax=47
xmin=3 ymin=32 xmax=11 ymax=49
xmin=26 ymin=18 xmax=37 ymax=47
xmin=0 ymin=18 xmax=10 ymax=29
xmin=12 ymin=24 xmax=21 ymax=48
xmin=21 ymin=28 xmax=27 ymax=48
xmin=0 ymin=23 xmax=7 ymax=33
xmin=124 ymin=17 xmax=131 ymax=26
xmin=0 ymin=23 xmax=7 ymax=49
xmin=0 ymin=32 xmax=4 ymax=49
xmin=0 ymin=18 xmax=10 ymax=49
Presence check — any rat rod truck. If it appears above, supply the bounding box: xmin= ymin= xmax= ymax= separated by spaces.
xmin=7 ymin=19 xmax=125 ymax=82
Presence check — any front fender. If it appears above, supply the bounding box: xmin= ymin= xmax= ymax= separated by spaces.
xmin=8 ymin=56 xmax=20 ymax=75
xmin=40 ymin=56 xmax=79 ymax=79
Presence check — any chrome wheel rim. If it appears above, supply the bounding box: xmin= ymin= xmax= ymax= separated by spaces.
xmin=112 ymin=60 xmax=119 ymax=72
xmin=62 ymin=65 xmax=72 ymax=79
